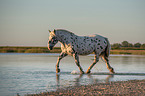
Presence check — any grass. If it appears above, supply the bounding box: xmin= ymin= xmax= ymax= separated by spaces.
xmin=110 ymin=50 xmax=145 ymax=55
xmin=0 ymin=46 xmax=51 ymax=53
xmin=0 ymin=46 xmax=145 ymax=55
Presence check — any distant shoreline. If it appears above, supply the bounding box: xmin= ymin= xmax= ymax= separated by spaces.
xmin=0 ymin=46 xmax=145 ymax=55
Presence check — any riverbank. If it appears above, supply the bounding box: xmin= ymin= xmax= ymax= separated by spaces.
xmin=0 ymin=46 xmax=145 ymax=55
xmin=0 ymin=46 xmax=61 ymax=53
xmin=110 ymin=49 xmax=145 ymax=55
xmin=27 ymin=79 xmax=145 ymax=96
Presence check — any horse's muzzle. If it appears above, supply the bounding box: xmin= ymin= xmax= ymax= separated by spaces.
xmin=48 ymin=46 xmax=53 ymax=50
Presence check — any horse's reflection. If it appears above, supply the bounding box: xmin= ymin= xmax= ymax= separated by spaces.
xmin=56 ymin=74 xmax=114 ymax=89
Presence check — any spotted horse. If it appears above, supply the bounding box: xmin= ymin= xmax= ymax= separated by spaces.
xmin=48 ymin=29 xmax=115 ymax=74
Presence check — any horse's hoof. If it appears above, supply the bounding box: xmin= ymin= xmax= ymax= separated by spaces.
xmin=56 ymin=69 xmax=60 ymax=73
xmin=110 ymin=68 xmax=115 ymax=74
xmin=86 ymin=70 xmax=91 ymax=74
xmin=80 ymin=71 xmax=85 ymax=74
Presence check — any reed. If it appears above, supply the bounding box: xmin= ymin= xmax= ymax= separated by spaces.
xmin=110 ymin=50 xmax=145 ymax=55
xmin=0 ymin=46 xmax=145 ymax=55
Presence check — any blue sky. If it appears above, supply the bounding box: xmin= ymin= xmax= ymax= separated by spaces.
xmin=0 ymin=0 xmax=145 ymax=46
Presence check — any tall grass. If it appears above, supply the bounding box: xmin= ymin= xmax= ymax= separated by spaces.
xmin=0 ymin=46 xmax=145 ymax=55
xmin=0 ymin=46 xmax=51 ymax=53
xmin=110 ymin=50 xmax=145 ymax=55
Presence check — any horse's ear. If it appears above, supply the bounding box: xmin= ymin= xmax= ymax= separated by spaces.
xmin=48 ymin=30 xmax=51 ymax=33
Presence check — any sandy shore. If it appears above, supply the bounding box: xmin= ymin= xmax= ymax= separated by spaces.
xmin=27 ymin=79 xmax=145 ymax=96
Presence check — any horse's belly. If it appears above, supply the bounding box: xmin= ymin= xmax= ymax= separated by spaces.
xmin=76 ymin=46 xmax=94 ymax=55
xmin=78 ymin=51 xmax=93 ymax=55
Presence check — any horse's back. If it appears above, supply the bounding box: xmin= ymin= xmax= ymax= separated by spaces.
xmin=89 ymin=34 xmax=106 ymax=39
xmin=88 ymin=34 xmax=108 ymax=54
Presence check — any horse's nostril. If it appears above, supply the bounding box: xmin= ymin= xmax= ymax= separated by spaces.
xmin=49 ymin=46 xmax=53 ymax=50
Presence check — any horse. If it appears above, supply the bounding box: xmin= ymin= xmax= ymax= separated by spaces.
xmin=48 ymin=29 xmax=115 ymax=74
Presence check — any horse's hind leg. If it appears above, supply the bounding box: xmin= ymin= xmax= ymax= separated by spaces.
xmin=86 ymin=54 xmax=99 ymax=73
xmin=73 ymin=53 xmax=84 ymax=74
xmin=102 ymin=55 xmax=115 ymax=73
xmin=56 ymin=52 xmax=68 ymax=73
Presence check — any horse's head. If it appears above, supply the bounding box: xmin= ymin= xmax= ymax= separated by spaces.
xmin=48 ymin=29 xmax=58 ymax=50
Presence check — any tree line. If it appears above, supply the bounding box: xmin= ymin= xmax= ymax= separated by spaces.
xmin=111 ymin=41 xmax=145 ymax=49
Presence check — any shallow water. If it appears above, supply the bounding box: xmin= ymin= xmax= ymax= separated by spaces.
xmin=0 ymin=53 xmax=145 ymax=96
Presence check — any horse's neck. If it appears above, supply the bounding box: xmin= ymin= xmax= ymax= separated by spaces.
xmin=57 ymin=32 xmax=77 ymax=45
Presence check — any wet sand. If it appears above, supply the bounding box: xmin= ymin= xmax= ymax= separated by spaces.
xmin=27 ymin=79 xmax=145 ymax=96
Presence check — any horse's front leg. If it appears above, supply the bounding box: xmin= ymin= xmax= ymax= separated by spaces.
xmin=86 ymin=54 xmax=99 ymax=73
xmin=73 ymin=53 xmax=84 ymax=74
xmin=56 ymin=52 xmax=68 ymax=73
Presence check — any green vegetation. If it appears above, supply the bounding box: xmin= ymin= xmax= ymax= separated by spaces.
xmin=110 ymin=50 xmax=145 ymax=55
xmin=111 ymin=41 xmax=145 ymax=49
xmin=0 ymin=46 xmax=61 ymax=53
xmin=0 ymin=41 xmax=145 ymax=55
xmin=111 ymin=41 xmax=145 ymax=55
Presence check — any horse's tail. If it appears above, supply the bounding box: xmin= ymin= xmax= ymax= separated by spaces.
xmin=104 ymin=38 xmax=111 ymax=57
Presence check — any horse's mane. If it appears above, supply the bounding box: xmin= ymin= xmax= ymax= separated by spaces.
xmin=56 ymin=29 xmax=75 ymax=35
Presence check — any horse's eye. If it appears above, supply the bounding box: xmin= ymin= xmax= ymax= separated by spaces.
xmin=49 ymin=41 xmax=51 ymax=43
xmin=52 ymin=37 xmax=55 ymax=39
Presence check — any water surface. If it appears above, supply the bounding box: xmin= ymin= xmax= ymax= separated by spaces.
xmin=0 ymin=53 xmax=145 ymax=96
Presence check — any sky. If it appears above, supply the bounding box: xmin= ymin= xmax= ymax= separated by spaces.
xmin=0 ymin=0 xmax=145 ymax=46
